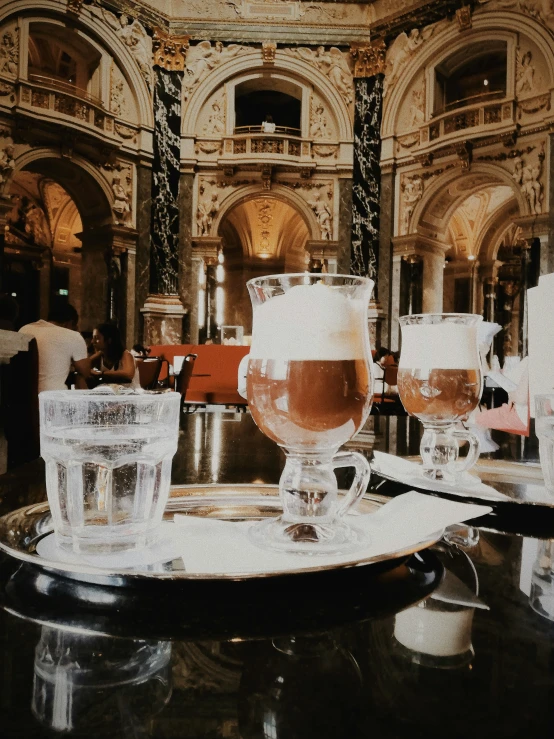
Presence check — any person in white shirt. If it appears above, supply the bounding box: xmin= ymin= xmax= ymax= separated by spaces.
xmin=261 ymin=114 xmax=276 ymax=133
xmin=19 ymin=302 xmax=90 ymax=393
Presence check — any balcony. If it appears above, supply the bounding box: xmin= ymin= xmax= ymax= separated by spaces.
xmin=420 ymin=94 xmax=515 ymax=147
xmin=11 ymin=74 xmax=119 ymax=142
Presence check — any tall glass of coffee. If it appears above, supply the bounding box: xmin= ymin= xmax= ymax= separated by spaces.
xmin=398 ymin=313 xmax=483 ymax=481
xmin=246 ymin=274 xmax=374 ymax=554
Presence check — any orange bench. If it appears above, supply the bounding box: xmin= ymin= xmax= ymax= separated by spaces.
xmin=149 ymin=344 xmax=249 ymax=406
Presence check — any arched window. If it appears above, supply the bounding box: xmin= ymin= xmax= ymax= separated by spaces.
xmin=234 ymin=79 xmax=302 ymax=134
xmin=434 ymin=41 xmax=507 ymax=115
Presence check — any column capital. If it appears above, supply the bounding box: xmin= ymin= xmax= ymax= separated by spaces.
xmin=192 ymin=236 xmax=223 ymax=264
xmin=513 ymin=214 xmax=550 ymax=240
xmin=350 ymin=39 xmax=387 ymax=78
xmin=392 ymin=234 xmax=450 ymax=259
xmin=152 ymin=28 xmax=190 ymax=71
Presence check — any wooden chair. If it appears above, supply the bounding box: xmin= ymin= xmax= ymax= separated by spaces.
xmin=372 ymin=365 xmax=406 ymax=416
xmin=137 ymin=357 xmax=162 ymax=390
xmin=176 ymin=353 xmax=199 ymax=411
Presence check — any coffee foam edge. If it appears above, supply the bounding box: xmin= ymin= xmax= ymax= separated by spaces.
xmin=399 ymin=324 xmax=480 ymax=370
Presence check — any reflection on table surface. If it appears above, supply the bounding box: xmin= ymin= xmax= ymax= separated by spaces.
xmin=0 ymin=410 xmax=553 ymax=737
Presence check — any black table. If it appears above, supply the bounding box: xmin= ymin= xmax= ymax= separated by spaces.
xmin=0 ymin=412 xmax=553 ymax=738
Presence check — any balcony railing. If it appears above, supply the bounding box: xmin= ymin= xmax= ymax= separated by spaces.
xmin=16 ymin=76 xmax=116 ymax=137
xmin=420 ymin=98 xmax=514 ymax=146
xmin=28 ymin=74 xmax=104 ymax=107
xmin=234 ymin=125 xmax=301 ymax=137
xmin=226 ymin=132 xmax=304 ymax=158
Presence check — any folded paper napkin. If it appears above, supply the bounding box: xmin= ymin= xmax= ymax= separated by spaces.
xmin=372 ymin=451 xmax=510 ymax=502
xmin=170 ymin=492 xmax=491 ymax=575
xmin=37 ymin=492 xmax=492 ymax=575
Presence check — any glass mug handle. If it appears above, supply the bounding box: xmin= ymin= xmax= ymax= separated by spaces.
xmin=332 ymin=451 xmax=371 ymax=518
xmin=448 ymin=429 xmax=480 ymax=478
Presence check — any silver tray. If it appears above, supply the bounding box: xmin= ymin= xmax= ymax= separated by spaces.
xmin=0 ymin=484 xmax=443 ymax=587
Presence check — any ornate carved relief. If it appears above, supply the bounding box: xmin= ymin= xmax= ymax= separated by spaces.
xmin=262 ymin=41 xmax=276 ymax=64
xmin=515 ymin=49 xmax=538 ymax=97
xmin=310 ymin=99 xmax=332 ymax=140
xmin=401 ymin=174 xmax=423 ymax=234
xmin=512 ymin=145 xmax=545 ymax=215
xmin=226 ymin=1 xmax=346 ymax=21
xmin=517 ymin=93 xmax=551 ymax=118
xmin=285 ymin=46 xmax=353 ymax=106
xmin=350 ymin=40 xmax=387 ymax=78
xmin=152 ymin=28 xmax=190 ymax=71
xmin=67 ymin=0 xmax=84 ymax=15
xmin=184 ymin=42 xmax=245 ymax=102
xmin=197 ymin=191 xmax=220 ymax=235
xmin=383 ymin=23 xmax=442 ymax=97
xmin=195 ymin=140 xmax=222 ymax=155
xmin=110 ymin=64 xmax=125 ymax=117
xmin=0 ymin=27 xmax=19 ymax=78
xmin=455 ymin=6 xmax=472 ymax=29
xmin=0 ymin=80 xmax=15 ymax=98
xmin=397 ymin=132 xmax=420 ymax=151
xmin=115 ymin=122 xmax=137 ymax=141
xmin=203 ymin=95 xmax=226 ymax=135
xmin=0 ymin=143 xmax=14 ymax=186
xmin=312 ymin=144 xmax=338 ymax=158
xmin=409 ymin=85 xmax=425 ymax=128
xmin=308 ymin=191 xmax=332 ymax=239
xmin=99 ymin=9 xmax=153 ymax=91
xmin=480 ymin=0 xmax=554 ymax=30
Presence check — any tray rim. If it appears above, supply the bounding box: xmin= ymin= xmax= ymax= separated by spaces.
xmin=0 ymin=484 xmax=444 ymax=584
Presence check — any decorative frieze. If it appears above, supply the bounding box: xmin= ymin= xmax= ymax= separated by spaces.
xmin=262 ymin=41 xmax=276 ymax=64
xmin=183 ymin=41 xmax=246 ymax=102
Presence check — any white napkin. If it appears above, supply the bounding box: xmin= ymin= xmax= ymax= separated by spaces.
xmin=371 ymin=451 xmax=510 ymax=501
xmin=171 ymin=491 xmax=492 ymax=575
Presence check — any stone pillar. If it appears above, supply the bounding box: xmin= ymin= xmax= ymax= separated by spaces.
xmin=78 ymin=225 xmax=112 ymax=332
xmin=178 ymin=173 xmax=194 ymax=343
xmin=306 ymin=240 xmax=338 ymax=273
xmin=421 ymin=245 xmax=446 ymax=313
xmin=337 ymin=178 xmax=352 ymax=275
xmin=479 ymin=260 xmax=501 ymax=325
xmin=135 ymin=164 xmax=152 ymax=346
xmin=112 ymin=226 xmax=138 ymax=348
xmin=350 ymin=41 xmax=387 ymax=344
xmin=141 ymin=31 xmax=189 ymax=346
xmin=191 ymin=237 xmax=221 ymax=343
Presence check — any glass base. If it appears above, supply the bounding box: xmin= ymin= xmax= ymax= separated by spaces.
xmin=248 ymin=516 xmax=369 ymax=555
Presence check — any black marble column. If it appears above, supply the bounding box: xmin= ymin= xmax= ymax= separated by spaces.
xmin=150 ymin=68 xmax=182 ymax=296
xmin=351 ymin=75 xmax=384 ymax=283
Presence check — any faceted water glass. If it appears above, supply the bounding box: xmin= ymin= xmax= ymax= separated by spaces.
xmin=40 ymin=388 xmax=181 ymax=555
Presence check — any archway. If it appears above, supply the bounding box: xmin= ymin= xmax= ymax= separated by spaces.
xmin=4 ymin=154 xmax=114 ymax=333
xmin=198 ymin=193 xmax=311 ymax=341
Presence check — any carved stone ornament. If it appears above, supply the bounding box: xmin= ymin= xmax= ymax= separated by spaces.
xmin=285 ymin=46 xmax=353 ymax=106
xmin=512 ymin=145 xmax=545 ymax=215
xmin=401 ymin=174 xmax=423 ymax=235
xmin=111 ymin=169 xmax=133 ymax=226
xmin=262 ymin=41 xmax=276 ymax=64
xmin=312 ymin=144 xmax=337 ymax=158
xmin=152 ymin=28 xmax=190 ymax=71
xmin=517 ymin=93 xmax=551 ymax=118
xmin=195 ymin=140 xmax=222 ymax=155
xmin=397 ymin=132 xmax=420 ymax=150
xmin=100 ymin=10 xmax=153 ymax=90
xmin=350 ymin=40 xmax=387 ymax=78
xmin=114 ymin=122 xmax=137 ymax=140
xmin=0 ymin=81 xmax=15 ymax=97
xmin=456 ymin=6 xmax=472 ymax=30
xmin=0 ymin=28 xmax=19 ymax=79
xmin=67 ymin=0 xmax=84 ymax=15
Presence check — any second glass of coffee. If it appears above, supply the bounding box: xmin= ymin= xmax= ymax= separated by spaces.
xmin=397 ymin=313 xmax=483 ymax=481
xmin=246 ymin=274 xmax=374 ymax=554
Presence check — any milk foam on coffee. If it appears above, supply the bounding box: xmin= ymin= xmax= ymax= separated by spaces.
xmin=399 ymin=324 xmax=480 ymax=370
xmin=250 ymin=283 xmax=367 ymax=361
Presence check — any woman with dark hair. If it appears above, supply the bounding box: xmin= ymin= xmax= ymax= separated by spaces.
xmin=90 ymin=322 xmax=140 ymax=387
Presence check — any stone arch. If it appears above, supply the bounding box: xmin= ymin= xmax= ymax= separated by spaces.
xmin=411 ymin=163 xmax=526 ymax=241
xmin=382 ymin=10 xmax=554 ymax=138
xmin=211 ymin=183 xmax=321 ymax=242
xmin=0 ymin=3 xmax=154 ymax=130
xmin=182 ymin=48 xmax=352 ymax=141
xmin=12 ymin=148 xmax=113 ymax=227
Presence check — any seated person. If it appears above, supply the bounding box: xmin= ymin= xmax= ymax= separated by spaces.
xmin=90 ymin=322 xmax=140 ymax=388
xmin=131 ymin=343 xmax=151 ymax=358
xmin=261 ymin=114 xmax=276 ymax=133
xmin=19 ymin=301 xmax=90 ymax=392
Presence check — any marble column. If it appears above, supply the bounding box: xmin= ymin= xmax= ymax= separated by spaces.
xmin=141 ymin=65 xmax=186 ymax=345
xmin=178 ymin=173 xmax=194 ymax=343
xmin=337 ymin=179 xmax=352 ymax=275
xmin=350 ymin=74 xmax=384 ymax=283
xmin=378 ymin=170 xmax=395 ymax=347
xmin=135 ymin=164 xmax=152 ymax=346
xmin=112 ymin=226 xmax=138 ymax=349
